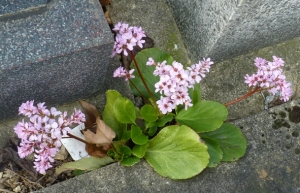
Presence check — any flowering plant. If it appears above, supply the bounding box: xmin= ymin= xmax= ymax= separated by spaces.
xmin=106 ymin=22 xmax=292 ymax=179
xmin=14 ymin=101 xmax=85 ymax=174
xmin=13 ymin=22 xmax=292 ymax=180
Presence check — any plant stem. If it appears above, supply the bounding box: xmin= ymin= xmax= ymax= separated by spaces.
xmin=129 ymin=79 xmax=150 ymax=104
xmin=224 ymin=87 xmax=262 ymax=107
xmin=66 ymin=132 xmax=92 ymax=145
xmin=130 ymin=51 xmax=156 ymax=102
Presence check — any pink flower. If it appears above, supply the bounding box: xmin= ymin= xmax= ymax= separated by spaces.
xmin=125 ymin=69 xmax=135 ymax=81
xmin=112 ymin=22 xmax=146 ymax=57
xmin=146 ymin=57 xmax=155 ymax=66
xmin=17 ymin=141 xmax=35 ymax=158
xmin=14 ymin=101 xmax=86 ymax=174
xmin=113 ymin=66 xmax=127 ymax=78
xmin=19 ymin=100 xmax=37 ymax=117
xmin=113 ymin=66 xmax=135 ymax=81
xmin=156 ymin=96 xmax=174 ymax=114
xmin=245 ymin=56 xmax=292 ymax=102
xmin=153 ymin=58 xmax=213 ymax=114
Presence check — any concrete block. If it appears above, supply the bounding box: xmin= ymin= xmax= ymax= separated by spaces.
xmin=166 ymin=0 xmax=300 ymax=63
xmin=0 ymin=0 xmax=114 ymax=121
xmin=0 ymin=0 xmax=47 ymax=17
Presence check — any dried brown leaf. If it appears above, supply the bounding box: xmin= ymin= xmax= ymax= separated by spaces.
xmin=79 ymin=100 xmax=100 ymax=128
xmin=99 ymin=0 xmax=111 ymax=6
xmin=82 ymin=117 xmax=116 ymax=158
xmin=82 ymin=118 xmax=115 ymax=145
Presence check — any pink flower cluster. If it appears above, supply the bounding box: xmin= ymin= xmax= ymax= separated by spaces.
xmin=14 ymin=100 xmax=86 ymax=174
xmin=244 ymin=56 xmax=292 ymax=102
xmin=112 ymin=22 xmax=146 ymax=57
xmin=147 ymin=58 xmax=213 ymax=114
xmin=113 ymin=66 xmax=135 ymax=81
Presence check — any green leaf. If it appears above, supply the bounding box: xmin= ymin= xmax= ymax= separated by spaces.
xmin=121 ymin=156 xmax=140 ymax=166
xmin=189 ymin=83 xmax=202 ymax=104
xmin=132 ymin=143 xmax=149 ymax=158
xmin=147 ymin=125 xmax=157 ymax=136
xmin=119 ymin=145 xmax=132 ymax=157
xmin=131 ymin=125 xmax=148 ymax=145
xmin=156 ymin=114 xmax=174 ymax=127
xmin=107 ymin=149 xmax=116 ymax=157
xmin=201 ymin=123 xmax=246 ymax=161
xmin=55 ymin=157 xmax=114 ymax=175
xmin=175 ymin=101 xmax=228 ymax=132
xmin=72 ymin=169 xmax=85 ymax=176
xmin=144 ymin=125 xmax=209 ymax=179
xmin=135 ymin=107 xmax=142 ymax=119
xmin=103 ymin=90 xmax=126 ymax=140
xmin=114 ymin=97 xmax=136 ymax=124
xmin=141 ymin=104 xmax=158 ymax=122
xmin=202 ymin=138 xmax=223 ymax=167
xmin=130 ymin=48 xmax=174 ymax=100
xmin=121 ymin=130 xmax=131 ymax=141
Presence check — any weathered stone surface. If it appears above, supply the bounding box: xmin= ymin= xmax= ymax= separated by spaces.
xmin=0 ymin=0 xmax=47 ymax=18
xmin=0 ymin=0 xmax=113 ymax=121
xmin=165 ymin=0 xmax=300 ymax=63
xmin=34 ymin=100 xmax=300 ymax=193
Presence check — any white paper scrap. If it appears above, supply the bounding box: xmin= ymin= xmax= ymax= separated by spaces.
xmin=60 ymin=123 xmax=89 ymax=160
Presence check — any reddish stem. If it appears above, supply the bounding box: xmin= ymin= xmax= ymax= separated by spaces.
xmin=129 ymin=79 xmax=150 ymax=104
xmin=224 ymin=87 xmax=262 ymax=107
xmin=66 ymin=132 xmax=91 ymax=145
xmin=130 ymin=51 xmax=156 ymax=103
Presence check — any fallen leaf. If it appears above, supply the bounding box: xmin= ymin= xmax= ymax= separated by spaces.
xmin=99 ymin=0 xmax=111 ymax=6
xmin=79 ymin=99 xmax=100 ymax=129
xmin=55 ymin=156 xmax=114 ymax=175
xmin=79 ymin=100 xmax=116 ymax=158
xmin=83 ymin=118 xmax=116 ymax=146
xmin=82 ymin=117 xmax=116 ymax=158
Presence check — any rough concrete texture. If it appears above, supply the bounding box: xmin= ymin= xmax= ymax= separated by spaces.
xmin=34 ymin=99 xmax=300 ymax=193
xmin=166 ymin=0 xmax=300 ymax=63
xmin=0 ymin=0 xmax=47 ymax=17
xmin=107 ymin=0 xmax=191 ymax=65
xmin=0 ymin=0 xmax=113 ymax=121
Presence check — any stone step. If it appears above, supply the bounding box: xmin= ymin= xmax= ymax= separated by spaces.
xmin=166 ymin=0 xmax=300 ymax=63
xmin=0 ymin=0 xmax=113 ymax=121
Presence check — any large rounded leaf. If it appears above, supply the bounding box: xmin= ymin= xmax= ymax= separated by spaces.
xmin=113 ymin=97 xmax=136 ymax=124
xmin=130 ymin=48 xmax=174 ymax=100
xmin=201 ymin=123 xmax=246 ymax=161
xmin=203 ymin=138 xmax=223 ymax=167
xmin=175 ymin=101 xmax=228 ymax=132
xmin=144 ymin=125 xmax=209 ymax=179
xmin=103 ymin=90 xmax=126 ymax=140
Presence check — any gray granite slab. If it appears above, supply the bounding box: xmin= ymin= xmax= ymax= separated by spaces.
xmin=33 ymin=99 xmax=300 ymax=193
xmin=166 ymin=0 xmax=300 ymax=63
xmin=0 ymin=0 xmax=114 ymax=121
xmin=0 ymin=0 xmax=47 ymax=17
